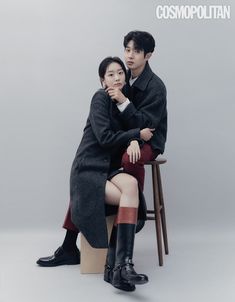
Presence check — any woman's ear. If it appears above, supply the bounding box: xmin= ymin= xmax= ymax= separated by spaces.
xmin=100 ymin=77 xmax=106 ymax=89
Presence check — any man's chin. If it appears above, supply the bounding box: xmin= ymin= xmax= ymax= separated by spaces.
xmin=126 ymin=62 xmax=135 ymax=69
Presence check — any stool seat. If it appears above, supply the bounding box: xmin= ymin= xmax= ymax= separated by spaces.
xmin=145 ymin=158 xmax=167 ymax=165
xmin=145 ymin=157 xmax=168 ymax=266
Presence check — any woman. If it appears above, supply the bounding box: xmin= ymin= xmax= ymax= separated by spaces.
xmin=69 ymin=57 xmax=153 ymax=291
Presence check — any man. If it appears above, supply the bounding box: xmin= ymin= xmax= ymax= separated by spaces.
xmin=37 ymin=30 xmax=167 ymax=267
xmin=107 ymin=30 xmax=167 ymax=192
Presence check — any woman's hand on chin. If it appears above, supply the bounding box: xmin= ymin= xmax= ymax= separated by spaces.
xmin=105 ymin=87 xmax=127 ymax=104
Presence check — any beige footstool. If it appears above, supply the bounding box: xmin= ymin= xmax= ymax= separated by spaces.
xmin=80 ymin=215 xmax=115 ymax=274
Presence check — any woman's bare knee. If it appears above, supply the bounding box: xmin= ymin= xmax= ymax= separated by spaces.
xmin=111 ymin=174 xmax=138 ymax=194
xmin=105 ymin=180 xmax=121 ymax=206
xmin=121 ymin=177 xmax=138 ymax=199
xmin=110 ymin=174 xmax=139 ymax=208
xmin=124 ymin=176 xmax=138 ymax=191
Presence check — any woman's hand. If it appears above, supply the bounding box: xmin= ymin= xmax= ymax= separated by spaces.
xmin=127 ymin=140 xmax=141 ymax=164
xmin=106 ymin=87 xmax=126 ymax=104
xmin=140 ymin=128 xmax=155 ymax=141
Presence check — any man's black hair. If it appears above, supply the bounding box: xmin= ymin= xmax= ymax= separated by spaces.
xmin=98 ymin=56 xmax=127 ymax=81
xmin=123 ymin=31 xmax=155 ymax=55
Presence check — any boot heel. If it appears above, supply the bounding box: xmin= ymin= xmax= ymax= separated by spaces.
xmin=104 ymin=265 xmax=113 ymax=283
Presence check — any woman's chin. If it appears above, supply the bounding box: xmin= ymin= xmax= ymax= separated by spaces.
xmin=113 ymin=84 xmax=124 ymax=89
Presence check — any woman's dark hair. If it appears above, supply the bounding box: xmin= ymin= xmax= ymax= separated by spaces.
xmin=123 ymin=30 xmax=155 ymax=55
xmin=98 ymin=56 xmax=127 ymax=81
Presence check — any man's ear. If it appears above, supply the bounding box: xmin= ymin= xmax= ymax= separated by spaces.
xmin=145 ymin=52 xmax=152 ymax=61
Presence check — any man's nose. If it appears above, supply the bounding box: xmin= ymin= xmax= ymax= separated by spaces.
xmin=128 ymin=51 xmax=134 ymax=58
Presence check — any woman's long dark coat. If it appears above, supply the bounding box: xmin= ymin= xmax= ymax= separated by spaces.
xmin=70 ymin=89 xmax=147 ymax=248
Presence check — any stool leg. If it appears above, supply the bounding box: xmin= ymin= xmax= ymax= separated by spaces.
xmin=156 ymin=165 xmax=169 ymax=255
xmin=152 ymin=165 xmax=163 ymax=266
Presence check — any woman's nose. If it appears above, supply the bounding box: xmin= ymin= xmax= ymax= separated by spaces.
xmin=114 ymin=74 xmax=120 ymax=81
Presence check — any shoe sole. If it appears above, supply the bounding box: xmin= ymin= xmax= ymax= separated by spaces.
xmin=113 ymin=282 xmax=136 ymax=292
xmin=104 ymin=276 xmax=135 ymax=292
xmin=125 ymin=277 xmax=149 ymax=285
xmin=36 ymin=260 xmax=80 ymax=267
xmin=129 ymin=279 xmax=148 ymax=285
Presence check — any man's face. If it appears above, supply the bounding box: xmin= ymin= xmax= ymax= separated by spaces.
xmin=124 ymin=40 xmax=148 ymax=75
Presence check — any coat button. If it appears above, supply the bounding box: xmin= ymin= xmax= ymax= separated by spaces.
xmin=104 ymin=158 xmax=108 ymax=162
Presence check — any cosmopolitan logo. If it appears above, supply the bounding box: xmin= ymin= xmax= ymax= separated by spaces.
xmin=156 ymin=5 xmax=231 ymax=19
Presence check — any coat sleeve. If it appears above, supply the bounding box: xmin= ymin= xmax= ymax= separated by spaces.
xmin=119 ymin=85 xmax=167 ymax=130
xmin=89 ymin=90 xmax=141 ymax=148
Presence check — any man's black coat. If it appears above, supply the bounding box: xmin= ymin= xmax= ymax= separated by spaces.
xmin=122 ymin=62 xmax=167 ymax=154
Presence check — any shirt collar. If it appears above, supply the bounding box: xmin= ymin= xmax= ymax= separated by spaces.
xmin=127 ymin=62 xmax=153 ymax=91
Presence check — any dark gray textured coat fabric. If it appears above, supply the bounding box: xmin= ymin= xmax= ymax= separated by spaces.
xmin=122 ymin=62 xmax=167 ymax=154
xmin=70 ymin=89 xmax=146 ymax=248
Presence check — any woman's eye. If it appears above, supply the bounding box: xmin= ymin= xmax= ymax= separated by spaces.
xmin=119 ymin=71 xmax=124 ymax=75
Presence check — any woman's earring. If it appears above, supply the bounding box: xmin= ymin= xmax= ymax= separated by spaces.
xmin=102 ymin=82 xmax=106 ymax=89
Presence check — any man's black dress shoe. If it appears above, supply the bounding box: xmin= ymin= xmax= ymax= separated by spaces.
xmin=36 ymin=246 xmax=80 ymax=267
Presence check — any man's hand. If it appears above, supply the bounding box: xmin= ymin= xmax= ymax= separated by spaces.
xmin=106 ymin=87 xmax=126 ymax=104
xmin=140 ymin=128 xmax=155 ymax=141
xmin=127 ymin=140 xmax=141 ymax=164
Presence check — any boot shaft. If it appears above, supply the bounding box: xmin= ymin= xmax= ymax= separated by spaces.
xmin=115 ymin=223 xmax=136 ymax=265
xmin=105 ymin=224 xmax=117 ymax=267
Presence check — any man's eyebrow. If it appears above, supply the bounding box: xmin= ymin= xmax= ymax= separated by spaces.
xmin=125 ymin=46 xmax=141 ymax=51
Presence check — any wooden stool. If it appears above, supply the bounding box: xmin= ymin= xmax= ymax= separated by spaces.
xmin=145 ymin=158 xmax=169 ymax=266
xmin=80 ymin=215 xmax=115 ymax=274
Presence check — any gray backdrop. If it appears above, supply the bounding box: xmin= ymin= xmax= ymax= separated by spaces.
xmin=0 ymin=0 xmax=234 ymax=234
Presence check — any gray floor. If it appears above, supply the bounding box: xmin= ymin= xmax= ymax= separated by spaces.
xmin=1 ymin=223 xmax=234 ymax=302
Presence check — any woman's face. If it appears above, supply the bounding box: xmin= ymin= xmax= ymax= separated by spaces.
xmin=102 ymin=62 xmax=126 ymax=89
